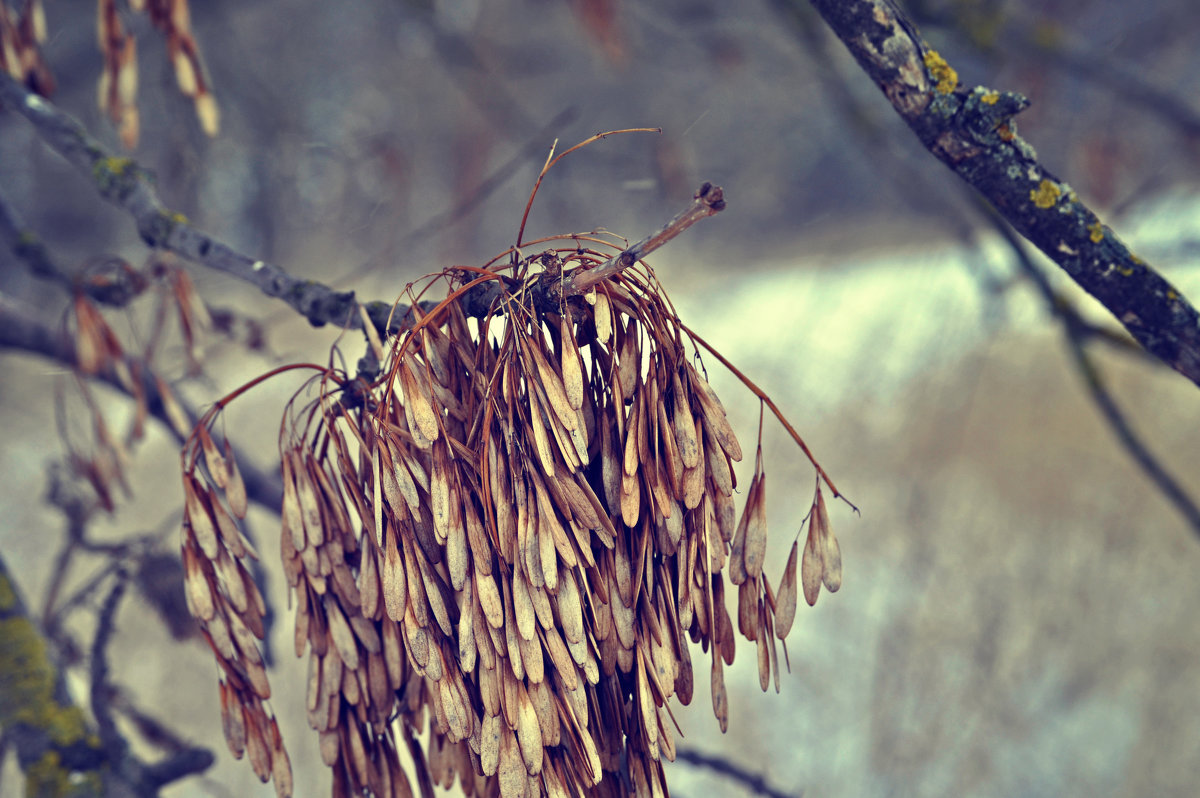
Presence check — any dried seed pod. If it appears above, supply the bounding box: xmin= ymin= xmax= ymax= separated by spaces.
xmin=775 ymin=540 xmax=799 ymax=639
xmin=801 ymin=513 xmax=823 ymax=608
xmin=182 ymin=208 xmax=851 ymax=798
xmin=815 ymin=487 xmax=843 ymax=593
xmin=742 ymin=470 xmax=768 ymax=581
xmin=710 ymin=653 xmax=728 ymax=734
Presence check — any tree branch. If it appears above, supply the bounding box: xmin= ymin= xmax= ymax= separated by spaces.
xmin=801 ymin=0 xmax=1200 ymax=389
xmin=2 ymin=72 xmax=717 ymax=343
xmin=0 ymin=290 xmax=284 ymax=512
xmin=0 ymin=71 xmax=361 ymax=329
xmin=979 ymin=205 xmax=1200 ymax=537
xmin=674 ymin=747 xmax=801 ymax=798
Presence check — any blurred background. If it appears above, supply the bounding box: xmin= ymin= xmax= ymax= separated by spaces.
xmin=2 ymin=1 xmax=1200 ymax=796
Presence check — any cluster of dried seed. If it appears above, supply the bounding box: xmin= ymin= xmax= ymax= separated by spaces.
xmin=97 ymin=0 xmax=217 ymax=147
xmin=0 ymin=0 xmax=53 ymax=95
xmin=180 ymin=425 xmax=295 ymax=795
xmin=183 ymin=249 xmax=844 ymax=798
xmin=67 ymin=261 xmax=205 ymax=509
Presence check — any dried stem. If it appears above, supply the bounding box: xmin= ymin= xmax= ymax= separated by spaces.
xmin=566 ymin=182 xmax=726 ymax=296
xmin=515 ymin=127 xmax=662 ymax=248
xmin=680 ymin=320 xmax=858 ymax=514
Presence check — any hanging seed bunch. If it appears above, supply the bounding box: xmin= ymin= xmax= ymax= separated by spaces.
xmin=96 ymin=0 xmax=218 ymax=147
xmin=181 ymin=167 xmax=851 ymax=798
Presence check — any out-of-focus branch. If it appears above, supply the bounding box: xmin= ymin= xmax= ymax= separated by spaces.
xmin=0 ymin=71 xmax=362 ymax=329
xmin=90 ymin=574 xmax=128 ymax=762
xmin=980 ymin=204 xmax=1200 ymax=538
xmin=675 ymin=747 xmax=802 ymax=798
xmin=1008 ymin=26 xmax=1200 ymax=138
xmin=0 ymin=552 xmax=108 ymax=796
xmin=0 ymin=186 xmax=149 ymax=307
xmin=0 ymin=290 xmax=284 ymax=512
xmin=0 ymin=548 xmax=213 ymax=797
xmin=800 ymin=0 xmax=1200 ymax=389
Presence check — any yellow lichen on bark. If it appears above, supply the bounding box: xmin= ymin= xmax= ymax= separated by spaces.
xmin=1030 ymin=179 xmax=1061 ymax=209
xmin=923 ymin=51 xmax=958 ymax=94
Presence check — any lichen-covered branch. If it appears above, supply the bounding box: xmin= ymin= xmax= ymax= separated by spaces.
xmin=0 ymin=551 xmax=108 ymax=797
xmin=0 ymin=71 xmax=360 ymax=329
xmin=803 ymin=0 xmax=1200 ymax=388
xmin=0 ymin=549 xmax=214 ymax=798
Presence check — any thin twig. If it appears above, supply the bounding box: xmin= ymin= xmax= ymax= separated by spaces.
xmin=0 ymin=290 xmax=284 ymax=512
xmin=566 ymin=182 xmax=726 ymax=296
xmin=981 ymin=204 xmax=1200 ymax=537
xmin=90 ymin=573 xmax=128 ymax=761
xmin=675 ymin=747 xmax=802 ymax=798
xmin=679 ymin=319 xmax=858 ymax=514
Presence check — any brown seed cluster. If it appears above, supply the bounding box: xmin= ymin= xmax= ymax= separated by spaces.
xmin=97 ymin=0 xmax=217 ymax=147
xmin=0 ymin=0 xmax=53 ymax=95
xmin=182 ymin=249 xmax=844 ymax=798
xmin=66 ymin=259 xmax=205 ymax=510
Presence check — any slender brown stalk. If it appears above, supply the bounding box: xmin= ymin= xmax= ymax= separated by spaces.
xmin=566 ymin=182 xmax=727 ymax=296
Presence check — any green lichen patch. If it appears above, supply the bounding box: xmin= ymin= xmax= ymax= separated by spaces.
xmin=99 ymin=156 xmax=132 ymax=176
xmin=91 ymin=156 xmax=140 ymax=201
xmin=0 ymin=616 xmax=90 ymax=747
xmin=980 ymin=90 xmax=1001 ymax=105
xmin=0 ymin=573 xmax=15 ymax=610
xmin=1030 ymin=179 xmax=1061 ymax=209
xmin=23 ymin=749 xmax=103 ymax=798
xmin=1088 ymin=221 xmax=1105 ymax=243
xmin=923 ymin=51 xmax=959 ymax=94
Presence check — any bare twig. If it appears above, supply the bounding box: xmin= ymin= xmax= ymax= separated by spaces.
xmin=566 ymin=182 xmax=726 ymax=295
xmin=981 ymin=205 xmax=1200 ymax=537
xmin=0 ymin=290 xmax=284 ymax=511
xmin=0 ymin=186 xmax=149 ymax=307
xmin=90 ymin=573 xmax=128 ymax=760
xmin=675 ymin=747 xmax=802 ymax=798
xmin=801 ymin=0 xmax=1200 ymax=389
